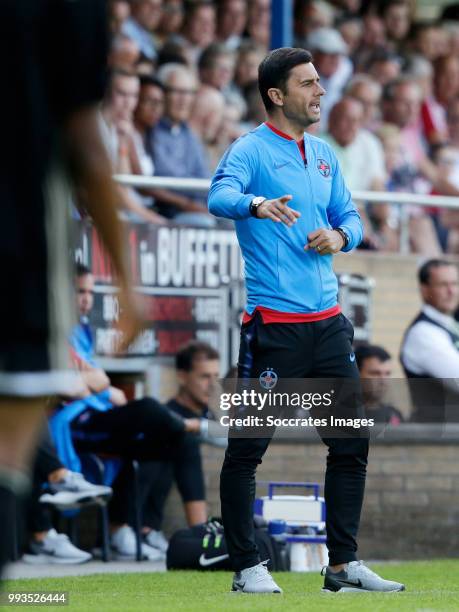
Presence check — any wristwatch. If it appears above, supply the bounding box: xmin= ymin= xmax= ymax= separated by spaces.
xmin=249 ymin=196 xmax=267 ymax=217
xmin=335 ymin=227 xmax=349 ymax=249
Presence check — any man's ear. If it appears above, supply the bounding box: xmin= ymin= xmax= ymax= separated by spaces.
xmin=267 ymin=87 xmax=284 ymax=107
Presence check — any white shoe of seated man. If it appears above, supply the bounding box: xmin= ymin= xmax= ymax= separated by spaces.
xmin=23 ymin=529 xmax=92 ymax=564
xmin=39 ymin=471 xmax=112 ymax=509
xmin=111 ymin=525 xmax=165 ymax=561
xmin=144 ymin=530 xmax=168 ymax=553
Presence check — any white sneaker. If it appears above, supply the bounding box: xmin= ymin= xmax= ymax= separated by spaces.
xmin=322 ymin=561 xmax=405 ymax=593
xmin=23 ymin=529 xmax=92 ymax=564
xmin=144 ymin=530 xmax=168 ymax=553
xmin=111 ymin=525 xmax=164 ymax=561
xmin=232 ymin=560 xmax=282 ymax=593
xmin=39 ymin=471 xmax=112 ymax=509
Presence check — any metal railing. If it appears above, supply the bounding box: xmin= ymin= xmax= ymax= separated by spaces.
xmin=114 ymin=174 xmax=459 ymax=254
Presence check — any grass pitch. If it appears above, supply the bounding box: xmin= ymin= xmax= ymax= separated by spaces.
xmin=3 ymin=560 xmax=459 ymax=611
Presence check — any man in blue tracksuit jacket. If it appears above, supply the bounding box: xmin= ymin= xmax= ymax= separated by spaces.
xmin=208 ymin=48 xmax=404 ymax=594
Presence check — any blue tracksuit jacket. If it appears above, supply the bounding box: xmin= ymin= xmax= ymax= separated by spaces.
xmin=208 ymin=123 xmax=363 ymax=314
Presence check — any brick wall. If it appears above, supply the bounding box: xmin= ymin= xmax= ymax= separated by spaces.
xmin=162 ymin=436 xmax=459 ymax=559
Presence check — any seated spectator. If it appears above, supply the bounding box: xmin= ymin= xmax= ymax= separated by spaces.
xmin=355 ymin=345 xmax=404 ymax=425
xmin=155 ymin=0 xmax=185 ymax=48
xmin=378 ymin=0 xmax=412 ymax=53
xmin=322 ymin=97 xmax=386 ymax=193
xmin=421 ymin=55 xmax=459 ymax=146
xmin=366 ymin=50 xmax=402 ymax=86
xmin=130 ymin=76 xmax=165 ymax=206
xmin=109 ymin=0 xmax=131 ymax=35
xmin=122 ymin=0 xmax=163 ymax=62
xmin=400 ymin=259 xmax=459 ymax=422
xmin=198 ymin=43 xmax=236 ymax=98
xmin=217 ymin=0 xmax=248 ymax=51
xmin=338 ymin=16 xmax=363 ymax=58
xmin=52 ymin=265 xmax=203 ymax=559
xmin=149 ymin=63 xmax=215 ymax=225
xmin=100 ymin=69 xmax=166 ymax=224
xmin=233 ymin=41 xmax=265 ymax=93
xmin=189 ymin=86 xmax=226 ymax=171
xmin=382 ymin=76 xmax=447 ymax=254
xmin=141 ymin=341 xmax=222 ymax=538
xmin=109 ymin=34 xmax=141 ymax=71
xmin=173 ymin=1 xmax=216 ymax=65
xmin=345 ymin=74 xmax=382 ymax=133
xmin=429 ymin=143 xmax=459 ymax=253
xmin=353 ymin=14 xmax=387 ymax=73
xmin=321 ymin=96 xmax=386 ymax=249
xmin=23 ymin=430 xmax=111 ymax=564
xmin=307 ymin=27 xmax=353 ymax=129
xmin=241 ymin=80 xmax=266 ymax=129
xmin=294 ymin=0 xmax=335 ymax=47
xmin=246 ymin=0 xmax=271 ymax=50
xmin=408 ymin=21 xmax=448 ymax=63
xmin=447 ymin=97 xmax=459 ymax=148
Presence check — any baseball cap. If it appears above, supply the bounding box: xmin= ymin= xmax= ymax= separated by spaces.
xmin=307 ymin=28 xmax=348 ymax=55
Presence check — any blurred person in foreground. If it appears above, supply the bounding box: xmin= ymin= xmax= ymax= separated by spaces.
xmin=401 ymin=259 xmax=459 ymax=423
xmin=355 ymin=345 xmax=404 ymax=425
xmin=149 ymin=63 xmax=214 ymax=225
xmin=208 ymin=46 xmax=404 ymax=595
xmin=0 ymin=0 xmax=142 ymax=580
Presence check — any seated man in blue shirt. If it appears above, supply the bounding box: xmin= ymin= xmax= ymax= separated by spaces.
xmin=148 ymin=63 xmax=215 ymax=226
xmin=61 ymin=263 xmax=203 ymax=559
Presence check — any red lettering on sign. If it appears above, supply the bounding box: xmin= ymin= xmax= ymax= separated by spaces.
xmin=144 ymin=297 xmax=194 ymax=321
xmin=157 ymin=330 xmax=194 ymax=354
xmin=91 ymin=229 xmax=114 ymax=282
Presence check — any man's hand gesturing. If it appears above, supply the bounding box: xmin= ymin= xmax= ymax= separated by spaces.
xmin=305 ymin=228 xmax=345 ymax=254
xmin=256 ymin=195 xmax=301 ymax=227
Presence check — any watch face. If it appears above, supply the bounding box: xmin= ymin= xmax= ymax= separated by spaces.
xmin=252 ymin=197 xmax=265 ymax=206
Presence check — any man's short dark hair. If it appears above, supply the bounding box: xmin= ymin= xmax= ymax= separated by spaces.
xmin=418 ymin=259 xmax=456 ymax=285
xmin=258 ymin=47 xmax=313 ymax=112
xmin=76 ymin=263 xmax=91 ymax=277
xmin=175 ymin=340 xmax=220 ymax=372
xmin=355 ymin=344 xmax=391 ymax=370
xmin=139 ymin=75 xmax=164 ymax=91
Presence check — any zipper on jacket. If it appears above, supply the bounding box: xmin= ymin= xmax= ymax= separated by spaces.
xmin=301 ymin=142 xmax=324 ymax=309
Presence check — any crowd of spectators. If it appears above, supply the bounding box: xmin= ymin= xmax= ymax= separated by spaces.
xmin=103 ymin=0 xmax=459 ymax=253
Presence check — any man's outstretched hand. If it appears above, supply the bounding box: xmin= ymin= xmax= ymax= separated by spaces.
xmin=305 ymin=228 xmax=345 ymax=254
xmin=257 ymin=195 xmax=301 ymax=227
